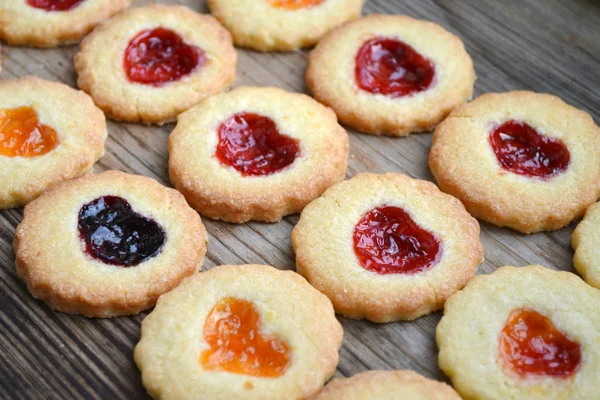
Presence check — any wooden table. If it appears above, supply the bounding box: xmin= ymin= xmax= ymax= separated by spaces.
xmin=1 ymin=0 xmax=599 ymax=398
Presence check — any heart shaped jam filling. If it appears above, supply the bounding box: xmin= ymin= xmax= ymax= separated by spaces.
xmin=268 ymin=0 xmax=325 ymax=9
xmin=78 ymin=196 xmax=166 ymax=267
xmin=201 ymin=297 xmax=291 ymax=377
xmin=0 ymin=106 xmax=59 ymax=158
xmin=355 ymin=38 xmax=435 ymax=98
xmin=124 ymin=28 xmax=205 ymax=87
xmin=489 ymin=120 xmax=570 ymax=178
xmin=500 ymin=308 xmax=581 ymax=378
xmin=26 ymin=0 xmax=84 ymax=11
xmin=353 ymin=206 xmax=442 ymax=275
xmin=216 ymin=112 xmax=301 ymax=176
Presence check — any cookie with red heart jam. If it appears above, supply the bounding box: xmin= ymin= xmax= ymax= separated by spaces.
xmin=14 ymin=171 xmax=208 ymax=317
xmin=572 ymin=202 xmax=600 ymax=289
xmin=168 ymin=86 xmax=349 ymax=223
xmin=306 ymin=14 xmax=475 ymax=136
xmin=429 ymin=91 xmax=600 ymax=233
xmin=134 ymin=264 xmax=343 ymax=400
xmin=437 ymin=265 xmax=600 ymax=400
xmin=74 ymin=4 xmax=237 ymax=124
xmin=0 ymin=0 xmax=130 ymax=47
xmin=292 ymin=173 xmax=483 ymax=323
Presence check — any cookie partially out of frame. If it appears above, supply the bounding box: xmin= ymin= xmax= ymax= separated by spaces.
xmin=572 ymin=202 xmax=600 ymax=289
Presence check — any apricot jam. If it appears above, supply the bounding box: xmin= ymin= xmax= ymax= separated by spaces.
xmin=269 ymin=0 xmax=325 ymax=10
xmin=0 ymin=106 xmax=59 ymax=158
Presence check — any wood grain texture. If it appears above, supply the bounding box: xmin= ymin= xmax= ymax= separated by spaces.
xmin=1 ymin=0 xmax=599 ymax=398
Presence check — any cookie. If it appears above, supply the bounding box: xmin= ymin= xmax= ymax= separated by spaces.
xmin=14 ymin=171 xmax=208 ymax=318
xmin=437 ymin=265 xmax=600 ymax=400
xmin=306 ymin=15 xmax=475 ymax=136
xmin=429 ymin=91 xmax=600 ymax=233
xmin=311 ymin=370 xmax=461 ymax=400
xmin=208 ymin=0 xmax=364 ymax=52
xmin=169 ymin=86 xmax=349 ymax=223
xmin=292 ymin=173 xmax=483 ymax=323
xmin=75 ymin=4 xmax=237 ymax=124
xmin=0 ymin=76 xmax=106 ymax=209
xmin=572 ymin=202 xmax=600 ymax=289
xmin=134 ymin=264 xmax=343 ymax=400
xmin=0 ymin=0 xmax=131 ymax=48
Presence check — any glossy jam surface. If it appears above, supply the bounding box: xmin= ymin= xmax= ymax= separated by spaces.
xmin=269 ymin=0 xmax=325 ymax=10
xmin=499 ymin=309 xmax=581 ymax=378
xmin=124 ymin=28 xmax=204 ymax=86
xmin=0 ymin=106 xmax=59 ymax=158
xmin=78 ymin=196 xmax=166 ymax=267
xmin=489 ymin=120 xmax=570 ymax=179
xmin=26 ymin=0 xmax=84 ymax=11
xmin=216 ymin=112 xmax=300 ymax=176
xmin=201 ymin=297 xmax=291 ymax=377
xmin=355 ymin=38 xmax=435 ymax=98
xmin=353 ymin=206 xmax=442 ymax=275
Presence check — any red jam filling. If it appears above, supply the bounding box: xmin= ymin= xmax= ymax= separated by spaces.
xmin=489 ymin=120 xmax=570 ymax=178
xmin=124 ymin=28 xmax=204 ymax=87
xmin=353 ymin=206 xmax=442 ymax=275
xmin=269 ymin=0 xmax=325 ymax=9
xmin=355 ymin=38 xmax=435 ymax=98
xmin=499 ymin=308 xmax=581 ymax=378
xmin=0 ymin=106 xmax=59 ymax=158
xmin=26 ymin=0 xmax=84 ymax=11
xmin=216 ymin=112 xmax=301 ymax=176
xmin=78 ymin=196 xmax=166 ymax=267
xmin=201 ymin=297 xmax=291 ymax=377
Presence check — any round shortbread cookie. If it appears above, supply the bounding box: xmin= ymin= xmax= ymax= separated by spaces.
xmin=0 ymin=76 xmax=106 ymax=209
xmin=437 ymin=265 xmax=600 ymax=400
xmin=292 ymin=173 xmax=483 ymax=323
xmin=169 ymin=86 xmax=349 ymax=223
xmin=310 ymin=370 xmax=461 ymax=400
xmin=134 ymin=264 xmax=343 ymax=400
xmin=74 ymin=4 xmax=237 ymax=124
xmin=572 ymin=202 xmax=600 ymax=289
xmin=0 ymin=0 xmax=130 ymax=48
xmin=14 ymin=171 xmax=208 ymax=317
xmin=306 ymin=14 xmax=475 ymax=136
xmin=429 ymin=91 xmax=600 ymax=233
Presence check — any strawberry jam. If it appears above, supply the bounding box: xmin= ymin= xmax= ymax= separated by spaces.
xmin=201 ymin=297 xmax=291 ymax=377
xmin=355 ymin=38 xmax=435 ymax=98
xmin=0 ymin=106 xmax=59 ymax=158
xmin=269 ymin=0 xmax=325 ymax=9
xmin=489 ymin=120 xmax=570 ymax=178
xmin=216 ymin=112 xmax=301 ymax=176
xmin=499 ymin=309 xmax=581 ymax=378
xmin=124 ymin=28 xmax=204 ymax=86
xmin=353 ymin=206 xmax=442 ymax=275
xmin=78 ymin=196 xmax=166 ymax=267
xmin=26 ymin=0 xmax=84 ymax=11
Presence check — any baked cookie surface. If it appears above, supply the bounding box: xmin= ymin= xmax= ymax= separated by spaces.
xmin=0 ymin=76 xmax=106 ymax=209
xmin=75 ymin=4 xmax=237 ymax=124
xmin=134 ymin=264 xmax=343 ymax=400
xmin=437 ymin=265 xmax=600 ymax=400
xmin=208 ymin=0 xmax=364 ymax=52
xmin=292 ymin=173 xmax=483 ymax=323
xmin=306 ymin=14 xmax=475 ymax=136
xmin=14 ymin=171 xmax=208 ymax=317
xmin=0 ymin=0 xmax=130 ymax=47
xmin=572 ymin=202 xmax=600 ymax=289
xmin=429 ymin=91 xmax=600 ymax=233
xmin=169 ymin=86 xmax=349 ymax=223
xmin=311 ymin=370 xmax=461 ymax=400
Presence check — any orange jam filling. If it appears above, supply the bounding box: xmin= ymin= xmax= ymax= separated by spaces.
xmin=269 ymin=0 xmax=325 ymax=10
xmin=0 ymin=106 xmax=59 ymax=158
xmin=201 ymin=297 xmax=290 ymax=377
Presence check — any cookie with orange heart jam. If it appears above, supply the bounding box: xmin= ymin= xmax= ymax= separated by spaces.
xmin=429 ymin=91 xmax=600 ymax=233
xmin=0 ymin=0 xmax=130 ymax=47
xmin=134 ymin=264 xmax=343 ymax=400
xmin=74 ymin=4 xmax=237 ymax=124
xmin=292 ymin=173 xmax=483 ymax=323
xmin=14 ymin=170 xmax=208 ymax=317
xmin=0 ymin=76 xmax=106 ymax=209
xmin=207 ymin=0 xmax=364 ymax=52
xmin=437 ymin=265 xmax=600 ymax=400
xmin=168 ymin=86 xmax=349 ymax=223
xmin=306 ymin=14 xmax=475 ymax=136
